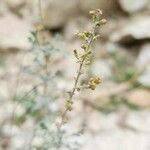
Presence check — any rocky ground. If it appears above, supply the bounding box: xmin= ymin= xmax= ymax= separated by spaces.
xmin=0 ymin=0 xmax=150 ymax=150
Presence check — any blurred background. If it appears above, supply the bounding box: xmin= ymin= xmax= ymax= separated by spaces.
xmin=0 ymin=0 xmax=150 ymax=150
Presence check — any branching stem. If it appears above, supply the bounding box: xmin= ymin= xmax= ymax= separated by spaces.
xmin=56 ymin=24 xmax=97 ymax=150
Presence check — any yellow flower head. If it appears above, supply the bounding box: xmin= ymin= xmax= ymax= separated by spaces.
xmin=88 ymin=77 xmax=102 ymax=90
xmin=65 ymin=100 xmax=73 ymax=111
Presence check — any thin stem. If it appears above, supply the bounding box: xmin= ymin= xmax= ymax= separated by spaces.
xmin=56 ymin=24 xmax=97 ymax=150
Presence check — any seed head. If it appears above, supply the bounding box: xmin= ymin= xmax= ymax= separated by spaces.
xmin=65 ymin=100 xmax=73 ymax=111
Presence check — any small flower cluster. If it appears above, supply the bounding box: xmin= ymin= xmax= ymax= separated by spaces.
xmin=65 ymin=9 xmax=106 ymax=112
xmin=35 ymin=24 xmax=45 ymax=32
xmin=73 ymin=9 xmax=107 ymax=67
xmin=74 ymin=31 xmax=93 ymax=63
xmin=73 ymin=49 xmax=91 ymax=65
xmin=89 ymin=9 xmax=107 ymax=26
xmin=56 ymin=9 xmax=106 ymax=149
xmin=65 ymin=100 xmax=73 ymax=111
xmin=88 ymin=77 xmax=102 ymax=90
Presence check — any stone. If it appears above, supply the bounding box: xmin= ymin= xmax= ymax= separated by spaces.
xmin=29 ymin=0 xmax=77 ymax=28
xmin=78 ymin=0 xmax=118 ymax=14
xmin=110 ymin=16 xmax=150 ymax=43
xmin=0 ymin=13 xmax=33 ymax=52
xmin=0 ymin=1 xmax=8 ymax=15
xmin=5 ymin=0 xmax=26 ymax=12
xmin=91 ymin=60 xmax=112 ymax=80
xmin=136 ymin=44 xmax=150 ymax=69
xmin=119 ymin=0 xmax=149 ymax=13
xmin=127 ymin=89 xmax=150 ymax=108
xmin=138 ymin=69 xmax=150 ymax=87
xmin=64 ymin=16 xmax=90 ymax=41
xmin=136 ymin=44 xmax=150 ymax=87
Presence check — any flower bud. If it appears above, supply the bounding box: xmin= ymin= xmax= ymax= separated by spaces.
xmin=100 ymin=19 xmax=107 ymax=25
xmin=89 ymin=10 xmax=96 ymax=16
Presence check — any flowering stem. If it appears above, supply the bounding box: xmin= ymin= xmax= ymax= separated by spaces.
xmin=55 ymin=9 xmax=107 ymax=149
xmin=56 ymin=24 xmax=97 ymax=150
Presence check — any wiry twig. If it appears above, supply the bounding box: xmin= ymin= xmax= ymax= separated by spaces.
xmin=55 ymin=9 xmax=106 ymax=149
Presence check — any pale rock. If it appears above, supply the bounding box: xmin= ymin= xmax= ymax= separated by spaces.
xmin=43 ymin=0 xmax=77 ymax=28
xmin=2 ymin=124 xmax=19 ymax=136
xmin=127 ymin=89 xmax=150 ymax=108
xmin=0 ymin=1 xmax=8 ymax=15
xmin=0 ymin=103 xmax=14 ymax=121
xmin=79 ymin=0 xmax=118 ymax=14
xmin=136 ymin=44 xmax=150 ymax=68
xmin=138 ymin=69 xmax=150 ymax=87
xmin=86 ymin=112 xmax=117 ymax=133
xmin=91 ymin=60 xmax=112 ymax=79
xmin=79 ymin=0 xmax=101 ymax=12
xmin=32 ymin=137 xmax=43 ymax=148
xmin=0 ymin=81 xmax=9 ymax=100
xmin=100 ymin=19 xmax=117 ymax=38
xmin=10 ymin=132 xmax=27 ymax=149
xmin=5 ymin=0 xmax=26 ymax=12
xmin=127 ymin=111 xmax=150 ymax=132
xmin=64 ymin=16 xmax=117 ymax=40
xmin=29 ymin=0 xmax=77 ymax=28
xmin=110 ymin=16 xmax=150 ymax=43
xmin=82 ymin=124 xmax=150 ymax=150
xmin=64 ymin=16 xmax=90 ymax=41
xmin=136 ymin=44 xmax=150 ymax=86
xmin=0 ymin=13 xmax=33 ymax=52
xmin=81 ymin=82 xmax=130 ymax=106
xmin=119 ymin=0 xmax=149 ymax=13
